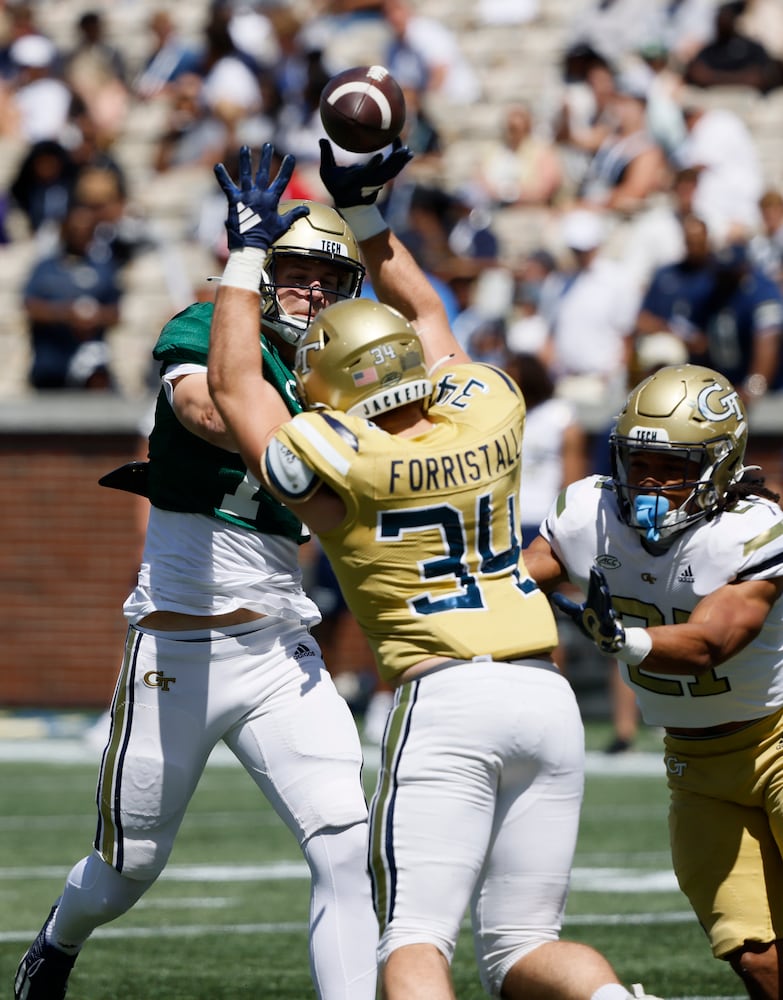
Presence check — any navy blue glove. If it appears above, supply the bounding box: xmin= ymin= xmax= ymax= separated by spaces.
xmin=319 ymin=137 xmax=413 ymax=208
xmin=214 ymin=144 xmax=309 ymax=252
xmin=552 ymin=565 xmax=626 ymax=655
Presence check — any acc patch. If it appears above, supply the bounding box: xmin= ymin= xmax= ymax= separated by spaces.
xmin=595 ymin=554 xmax=621 ymax=569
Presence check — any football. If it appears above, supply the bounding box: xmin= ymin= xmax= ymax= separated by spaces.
xmin=319 ymin=65 xmax=406 ymax=154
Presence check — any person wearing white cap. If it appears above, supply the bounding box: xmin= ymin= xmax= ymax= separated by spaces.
xmin=7 ymin=33 xmax=71 ymax=143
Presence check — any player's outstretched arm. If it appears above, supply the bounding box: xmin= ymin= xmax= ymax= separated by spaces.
xmin=207 ymin=144 xmax=307 ymax=479
xmin=319 ymin=138 xmax=470 ymax=372
xmin=552 ymin=565 xmax=783 ymax=676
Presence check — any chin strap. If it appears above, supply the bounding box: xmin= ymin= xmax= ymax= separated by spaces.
xmin=634 ymin=495 xmax=670 ymax=542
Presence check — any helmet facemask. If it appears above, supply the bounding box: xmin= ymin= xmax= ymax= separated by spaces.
xmin=610 ymin=364 xmax=748 ymax=543
xmin=262 ymin=249 xmax=365 ymax=346
xmin=261 ymin=201 xmax=365 ymax=347
xmin=611 ymin=436 xmax=739 ymax=542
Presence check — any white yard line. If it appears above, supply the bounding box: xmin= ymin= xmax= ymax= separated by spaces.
xmin=0 ymin=739 xmax=665 ymax=775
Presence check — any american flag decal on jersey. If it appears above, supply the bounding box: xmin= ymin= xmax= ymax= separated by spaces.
xmin=353 ymin=366 xmax=379 ymax=386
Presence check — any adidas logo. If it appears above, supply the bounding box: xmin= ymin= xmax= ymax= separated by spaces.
xmin=293 ymin=643 xmax=316 ymax=661
xmin=678 ymin=564 xmax=695 ymax=583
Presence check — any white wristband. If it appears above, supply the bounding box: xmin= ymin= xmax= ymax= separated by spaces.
xmin=220 ymin=247 xmax=266 ymax=292
xmin=615 ymin=627 xmax=652 ymax=666
xmin=339 ymin=204 xmax=388 ymax=241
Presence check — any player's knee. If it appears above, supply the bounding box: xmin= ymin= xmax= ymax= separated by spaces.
xmin=67 ymin=852 xmax=153 ymax=922
xmin=378 ymin=926 xmax=456 ymax=970
xmin=476 ymin=929 xmax=559 ymax=996
xmin=304 ymin=822 xmax=368 ymax=877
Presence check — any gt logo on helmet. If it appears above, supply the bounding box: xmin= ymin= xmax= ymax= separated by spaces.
xmin=697 ymin=383 xmax=745 ymax=424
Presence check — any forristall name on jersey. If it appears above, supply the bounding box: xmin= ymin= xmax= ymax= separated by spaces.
xmin=388 ymin=427 xmax=521 ymax=494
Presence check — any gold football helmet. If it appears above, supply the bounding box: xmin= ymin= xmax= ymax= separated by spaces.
xmin=262 ymin=200 xmax=365 ymax=345
xmin=611 ymin=364 xmax=748 ymax=540
xmin=295 ymin=298 xmax=433 ymax=418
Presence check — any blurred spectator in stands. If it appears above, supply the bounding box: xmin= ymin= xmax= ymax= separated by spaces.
xmin=552 ymin=46 xmax=618 ymax=196
xmin=749 ymin=188 xmax=783 ymax=286
xmin=321 ymin=0 xmax=384 ymax=16
xmin=632 ymin=39 xmax=687 ymax=158
xmin=199 ymin=9 xmax=264 ymax=122
xmin=506 ymin=249 xmax=560 ymax=356
xmin=650 ymin=0 xmax=716 ymax=67
xmin=445 ymin=259 xmax=509 ymax=363
xmin=0 ymin=1 xmax=44 ymax=80
xmin=673 ymin=89 xmax=764 ymax=246
xmin=387 ymin=183 xmax=453 ymax=275
xmin=63 ymin=11 xmax=129 ymax=146
xmin=639 ymin=224 xmax=783 ymax=404
xmin=627 ymin=327 xmax=690 ymax=390
xmin=738 ymin=0 xmax=783 ymax=59
xmin=634 ymin=212 xmax=715 ymax=358
xmin=683 ymin=0 xmax=783 ymax=93
xmin=133 ymin=9 xmax=203 ymax=100
xmin=271 ymin=31 xmax=333 ymax=180
xmin=72 ymin=165 xmax=149 ymax=268
xmin=152 ymin=72 xmax=258 ymax=177
xmin=224 ymin=1 xmax=280 ymax=72
xmin=695 ymin=241 xmax=783 ymax=405
xmin=578 ymin=70 xmax=668 ymax=214
xmin=9 ymin=139 xmax=76 ymax=238
xmin=153 ymin=73 xmax=215 ymax=173
xmin=266 ymin=7 xmax=315 ymax=121
xmin=396 ymin=67 xmax=441 ymax=163
xmin=475 ymin=0 xmax=540 ymax=25
xmin=1 ymin=33 xmax=72 ymax=143
xmin=23 ymin=200 xmax=123 ymax=390
xmin=446 ymin=186 xmax=499 ymax=261
xmin=507 ymin=351 xmax=588 ymax=548
xmin=564 ymin=0 xmax=663 ymax=69
xmin=474 ymin=102 xmax=564 ymax=208
xmin=65 ymin=94 xmax=128 ymax=183
xmin=380 ymin=0 xmax=481 ymax=105
xmin=620 ymin=166 xmax=700 ymax=292
xmin=543 ymin=209 xmax=639 ymax=408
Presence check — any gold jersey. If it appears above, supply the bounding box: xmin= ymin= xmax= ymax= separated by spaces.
xmin=269 ymin=363 xmax=558 ymax=683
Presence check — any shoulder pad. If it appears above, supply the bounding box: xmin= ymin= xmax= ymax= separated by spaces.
xmin=153 ymin=301 xmax=214 ymax=364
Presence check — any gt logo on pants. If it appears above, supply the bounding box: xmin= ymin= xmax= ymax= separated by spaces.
xmin=144 ymin=671 xmax=176 ymax=692
xmin=665 ymin=755 xmax=687 ymax=777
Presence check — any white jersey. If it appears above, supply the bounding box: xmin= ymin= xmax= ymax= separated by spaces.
xmin=124 ymin=507 xmax=321 ymax=626
xmin=541 ymin=475 xmax=783 ymax=727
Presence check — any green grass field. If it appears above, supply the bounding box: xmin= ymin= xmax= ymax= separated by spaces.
xmin=0 ymin=721 xmax=743 ymax=999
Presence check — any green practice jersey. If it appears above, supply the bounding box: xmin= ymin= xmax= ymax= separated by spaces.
xmin=148 ymin=301 xmax=305 ymax=541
